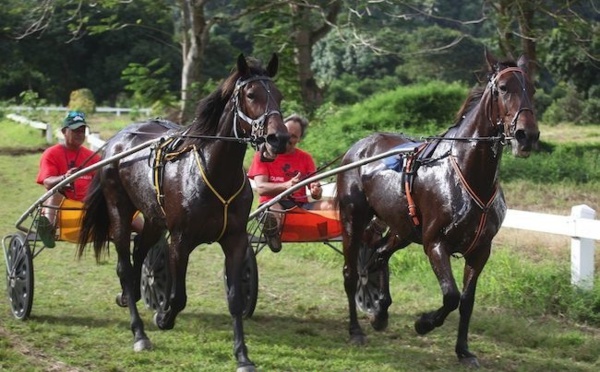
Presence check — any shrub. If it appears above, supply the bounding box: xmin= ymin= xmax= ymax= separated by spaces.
xmin=501 ymin=143 xmax=600 ymax=184
xmin=68 ymin=88 xmax=96 ymax=114
xmin=304 ymin=81 xmax=467 ymax=165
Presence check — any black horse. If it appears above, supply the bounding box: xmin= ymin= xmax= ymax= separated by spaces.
xmin=335 ymin=50 xmax=539 ymax=367
xmin=77 ymin=54 xmax=289 ymax=371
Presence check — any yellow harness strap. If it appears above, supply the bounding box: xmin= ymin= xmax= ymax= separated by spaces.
xmin=192 ymin=145 xmax=247 ymax=242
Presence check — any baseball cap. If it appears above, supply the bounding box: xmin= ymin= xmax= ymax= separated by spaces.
xmin=63 ymin=111 xmax=87 ymax=129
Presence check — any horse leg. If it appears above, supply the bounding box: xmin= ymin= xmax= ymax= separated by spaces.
xmin=415 ymin=244 xmax=460 ymax=335
xmin=455 ymin=244 xmax=490 ymax=368
xmin=130 ymin=226 xmax=165 ymax=302
xmin=114 ymin=231 xmax=152 ymax=351
xmin=154 ymin=233 xmax=189 ymax=331
xmin=222 ymin=234 xmax=255 ymax=371
xmin=343 ymin=237 xmax=365 ymax=345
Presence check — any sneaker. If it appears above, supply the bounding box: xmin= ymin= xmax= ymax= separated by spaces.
xmin=35 ymin=215 xmax=56 ymax=248
xmin=263 ymin=212 xmax=282 ymax=253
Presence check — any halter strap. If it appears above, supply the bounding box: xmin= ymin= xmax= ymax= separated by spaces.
xmin=488 ymin=66 xmax=533 ymax=137
xmin=232 ymin=77 xmax=282 ymax=148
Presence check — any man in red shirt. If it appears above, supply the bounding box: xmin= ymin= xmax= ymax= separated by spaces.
xmin=35 ymin=111 xmax=101 ymax=247
xmin=248 ymin=114 xmax=334 ymax=252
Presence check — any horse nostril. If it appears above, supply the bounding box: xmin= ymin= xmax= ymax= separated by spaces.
xmin=266 ymin=133 xmax=290 ymax=153
xmin=515 ymin=129 xmax=527 ymax=144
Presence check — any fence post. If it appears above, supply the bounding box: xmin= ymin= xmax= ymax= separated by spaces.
xmin=570 ymin=204 xmax=596 ymax=290
xmin=45 ymin=123 xmax=53 ymax=144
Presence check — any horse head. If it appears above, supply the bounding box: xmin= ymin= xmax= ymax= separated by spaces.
xmin=485 ymin=50 xmax=540 ymax=157
xmin=234 ymin=53 xmax=289 ymax=162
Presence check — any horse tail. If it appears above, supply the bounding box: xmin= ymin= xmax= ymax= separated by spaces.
xmin=77 ymin=174 xmax=111 ymax=262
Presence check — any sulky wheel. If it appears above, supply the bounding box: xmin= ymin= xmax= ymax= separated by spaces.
xmin=141 ymin=236 xmax=169 ymax=312
xmin=223 ymin=243 xmax=258 ymax=318
xmin=5 ymin=232 xmax=34 ymax=320
xmin=355 ymin=243 xmax=388 ymax=316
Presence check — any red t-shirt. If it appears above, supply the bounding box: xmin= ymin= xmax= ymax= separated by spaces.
xmin=247 ymin=149 xmax=316 ymax=204
xmin=36 ymin=144 xmax=101 ymax=201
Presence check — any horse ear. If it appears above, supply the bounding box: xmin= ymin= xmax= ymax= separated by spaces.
xmin=266 ymin=53 xmax=278 ymax=77
xmin=484 ymin=48 xmax=498 ymax=72
xmin=517 ymin=55 xmax=529 ymax=74
xmin=237 ymin=53 xmax=250 ymax=76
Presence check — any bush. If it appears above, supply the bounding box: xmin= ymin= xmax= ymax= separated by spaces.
xmin=304 ymin=81 xmax=467 ymax=165
xmin=68 ymin=88 xmax=96 ymax=114
xmin=501 ymin=143 xmax=600 ymax=184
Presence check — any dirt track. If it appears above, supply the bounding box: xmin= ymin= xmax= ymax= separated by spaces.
xmin=0 ymin=147 xmax=47 ymax=156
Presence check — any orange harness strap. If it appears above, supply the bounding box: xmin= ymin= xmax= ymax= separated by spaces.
xmin=449 ymin=156 xmax=499 ymax=257
xmin=404 ymin=155 xmax=420 ymax=226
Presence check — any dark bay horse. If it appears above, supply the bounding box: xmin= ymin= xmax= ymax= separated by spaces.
xmin=77 ymin=54 xmax=289 ymax=371
xmin=335 ymin=51 xmax=539 ymax=367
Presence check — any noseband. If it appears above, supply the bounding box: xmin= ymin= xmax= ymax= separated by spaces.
xmin=232 ymin=76 xmax=282 ymax=149
xmin=488 ymin=67 xmax=534 ymax=138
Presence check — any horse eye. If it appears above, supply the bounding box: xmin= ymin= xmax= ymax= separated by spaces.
xmin=499 ymin=84 xmax=508 ymax=93
xmin=246 ymin=91 xmax=256 ymax=100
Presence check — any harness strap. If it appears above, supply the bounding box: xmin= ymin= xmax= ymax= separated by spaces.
xmin=152 ymin=138 xmax=194 ymax=216
xmin=192 ymin=145 xmax=247 ymax=242
xmin=404 ymin=155 xmax=420 ymax=226
xmin=449 ymin=155 xmax=499 ymax=257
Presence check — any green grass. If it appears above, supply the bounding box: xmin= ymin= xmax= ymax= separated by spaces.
xmin=1 ymin=118 xmax=600 ymax=371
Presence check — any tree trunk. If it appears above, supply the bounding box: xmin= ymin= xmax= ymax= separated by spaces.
xmin=289 ymin=1 xmax=340 ymax=113
xmin=178 ymin=0 xmax=210 ymax=124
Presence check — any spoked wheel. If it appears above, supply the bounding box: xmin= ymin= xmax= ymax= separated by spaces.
xmin=355 ymin=243 xmax=388 ymax=315
xmin=141 ymin=236 xmax=169 ymax=311
xmin=5 ymin=232 xmax=34 ymax=320
xmin=223 ymin=243 xmax=258 ymax=318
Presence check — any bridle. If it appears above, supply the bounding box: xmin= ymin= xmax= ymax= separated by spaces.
xmin=487 ymin=66 xmax=534 ymax=139
xmin=231 ymin=75 xmax=283 ymax=149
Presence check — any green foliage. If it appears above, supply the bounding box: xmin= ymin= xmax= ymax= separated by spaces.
xmin=68 ymin=88 xmax=96 ymax=114
xmin=18 ymin=90 xmax=47 ymax=109
xmin=500 ymin=143 xmax=600 ymax=184
xmin=121 ymin=59 xmax=178 ymax=116
xmin=542 ymin=82 xmax=587 ymax=125
xmin=480 ymin=247 xmax=600 ymax=326
xmin=304 ymin=82 xmax=468 ymax=164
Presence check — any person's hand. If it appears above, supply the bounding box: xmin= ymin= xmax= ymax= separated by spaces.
xmin=309 ymin=181 xmax=322 ymax=200
xmin=288 ymin=172 xmax=302 ymax=189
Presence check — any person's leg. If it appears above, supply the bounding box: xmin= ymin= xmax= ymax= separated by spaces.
xmin=263 ymin=201 xmax=288 ymax=253
xmin=37 ymin=193 xmax=64 ymax=248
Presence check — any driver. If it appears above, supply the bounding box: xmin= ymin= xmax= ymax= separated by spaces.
xmin=35 ymin=111 xmax=101 ymax=247
xmin=247 ymin=114 xmax=334 ymax=253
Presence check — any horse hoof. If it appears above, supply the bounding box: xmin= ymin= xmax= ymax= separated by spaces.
xmin=349 ymin=334 xmax=367 ymax=346
xmin=459 ymin=356 xmax=480 ymax=368
xmin=370 ymin=312 xmax=388 ymax=331
xmin=133 ymin=339 xmax=152 ymax=352
xmin=115 ymin=293 xmax=128 ymax=308
xmin=236 ymin=363 xmax=256 ymax=372
xmin=153 ymin=311 xmax=175 ymax=330
xmin=414 ymin=319 xmax=434 ymax=335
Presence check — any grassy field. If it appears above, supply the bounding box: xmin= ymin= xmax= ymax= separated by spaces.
xmin=0 ymin=116 xmax=599 ymax=371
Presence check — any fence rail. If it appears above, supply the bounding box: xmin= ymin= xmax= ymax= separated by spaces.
xmin=7 ymin=105 xmax=151 ymax=116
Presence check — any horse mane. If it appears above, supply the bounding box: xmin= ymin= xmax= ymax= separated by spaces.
xmin=184 ymin=57 xmax=270 ymax=144
xmin=452 ymin=57 xmax=518 ymax=126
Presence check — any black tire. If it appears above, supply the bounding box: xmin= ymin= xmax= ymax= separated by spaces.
xmin=5 ymin=232 xmax=34 ymax=320
xmin=355 ymin=243 xmax=386 ymax=315
xmin=140 ymin=236 xmax=169 ymax=311
xmin=224 ymin=244 xmax=258 ymax=318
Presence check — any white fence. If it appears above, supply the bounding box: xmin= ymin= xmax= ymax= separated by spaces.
xmin=7 ymin=114 xmax=600 ymax=289
xmin=7 ymin=105 xmax=151 ymax=116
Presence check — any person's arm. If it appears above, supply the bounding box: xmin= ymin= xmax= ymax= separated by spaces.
xmin=253 ymin=173 xmax=301 ymax=197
